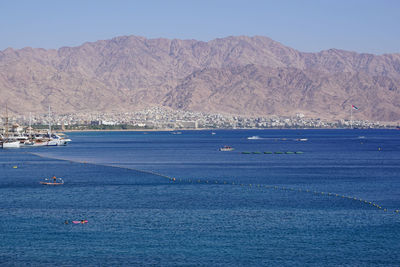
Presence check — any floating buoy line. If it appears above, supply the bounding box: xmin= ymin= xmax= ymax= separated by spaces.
xmin=241 ymin=151 xmax=304 ymax=154
xmin=164 ymin=177 xmax=399 ymax=214
xmin=28 ymin=152 xmax=399 ymax=215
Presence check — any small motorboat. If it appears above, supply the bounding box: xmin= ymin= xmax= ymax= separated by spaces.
xmin=40 ymin=176 xmax=64 ymax=185
xmin=72 ymin=220 xmax=88 ymax=224
xmin=247 ymin=136 xmax=261 ymax=140
xmin=219 ymin=145 xmax=234 ymax=151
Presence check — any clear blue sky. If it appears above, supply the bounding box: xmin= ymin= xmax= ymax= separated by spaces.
xmin=1 ymin=0 xmax=399 ymax=54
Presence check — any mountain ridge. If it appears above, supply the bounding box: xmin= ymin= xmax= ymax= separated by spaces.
xmin=0 ymin=35 xmax=399 ymax=122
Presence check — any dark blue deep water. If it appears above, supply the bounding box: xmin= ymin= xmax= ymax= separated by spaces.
xmin=1 ymin=129 xmax=399 ymax=266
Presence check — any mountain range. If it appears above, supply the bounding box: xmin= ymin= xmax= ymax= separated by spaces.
xmin=1 ymin=35 xmax=399 ymax=122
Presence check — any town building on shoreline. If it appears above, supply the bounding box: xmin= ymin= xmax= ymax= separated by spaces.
xmin=3 ymin=107 xmax=398 ymax=131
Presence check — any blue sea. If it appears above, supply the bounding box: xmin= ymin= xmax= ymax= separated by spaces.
xmin=1 ymin=129 xmax=399 ymax=266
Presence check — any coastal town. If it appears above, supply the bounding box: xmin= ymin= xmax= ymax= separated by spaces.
xmin=2 ymin=107 xmax=398 ymax=132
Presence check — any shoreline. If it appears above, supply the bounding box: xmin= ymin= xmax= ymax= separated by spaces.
xmin=62 ymin=128 xmax=176 ymax=133
xmin=61 ymin=127 xmax=398 ymax=133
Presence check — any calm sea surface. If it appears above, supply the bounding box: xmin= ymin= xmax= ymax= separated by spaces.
xmin=1 ymin=129 xmax=399 ymax=266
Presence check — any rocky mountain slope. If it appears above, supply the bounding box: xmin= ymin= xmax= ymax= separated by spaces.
xmin=0 ymin=35 xmax=399 ymax=121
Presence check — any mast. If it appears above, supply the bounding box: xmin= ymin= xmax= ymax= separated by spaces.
xmin=29 ymin=112 xmax=32 ymax=138
xmin=48 ymin=106 xmax=51 ymax=135
xmin=5 ymin=105 xmax=9 ymax=139
xmin=350 ymin=105 xmax=353 ymax=129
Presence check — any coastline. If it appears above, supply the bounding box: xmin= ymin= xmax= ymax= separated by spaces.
xmin=61 ymin=127 xmax=398 ymax=133
xmin=62 ymin=128 xmax=176 ymax=133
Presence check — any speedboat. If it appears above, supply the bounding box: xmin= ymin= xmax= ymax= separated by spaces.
xmin=247 ymin=136 xmax=261 ymax=140
xmin=52 ymin=133 xmax=71 ymax=145
xmin=47 ymin=133 xmax=71 ymax=146
xmin=219 ymin=145 xmax=234 ymax=151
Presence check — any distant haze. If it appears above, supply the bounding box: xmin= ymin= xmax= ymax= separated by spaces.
xmin=0 ymin=35 xmax=399 ymax=122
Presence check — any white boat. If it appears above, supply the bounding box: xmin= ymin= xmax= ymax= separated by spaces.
xmin=1 ymin=140 xmax=20 ymax=148
xmin=48 ymin=133 xmax=71 ymax=146
xmin=247 ymin=136 xmax=262 ymax=140
xmin=1 ymin=106 xmax=20 ymax=148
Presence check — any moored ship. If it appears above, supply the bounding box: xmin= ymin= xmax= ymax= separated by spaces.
xmin=1 ymin=106 xmax=21 ymax=148
xmin=1 ymin=107 xmax=71 ymax=148
xmin=1 ymin=139 xmax=20 ymax=148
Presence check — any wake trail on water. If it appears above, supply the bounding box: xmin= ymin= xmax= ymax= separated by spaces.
xmin=28 ymin=152 xmax=400 ymax=215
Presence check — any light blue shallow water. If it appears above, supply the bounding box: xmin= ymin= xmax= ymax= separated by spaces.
xmin=0 ymin=129 xmax=399 ymax=266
